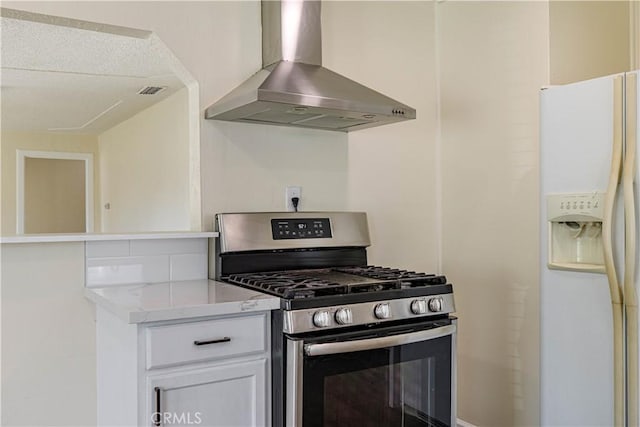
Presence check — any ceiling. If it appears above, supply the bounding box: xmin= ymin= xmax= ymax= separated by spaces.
xmin=1 ymin=8 xmax=184 ymax=134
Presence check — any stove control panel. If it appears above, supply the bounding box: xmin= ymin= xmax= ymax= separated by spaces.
xmin=271 ymin=218 xmax=332 ymax=240
xmin=282 ymin=293 xmax=456 ymax=334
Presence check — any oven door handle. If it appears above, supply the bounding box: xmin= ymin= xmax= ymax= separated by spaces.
xmin=304 ymin=324 xmax=456 ymax=356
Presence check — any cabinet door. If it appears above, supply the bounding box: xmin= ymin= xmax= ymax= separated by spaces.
xmin=146 ymin=358 xmax=268 ymax=427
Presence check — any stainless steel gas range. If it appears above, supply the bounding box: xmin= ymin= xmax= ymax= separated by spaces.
xmin=214 ymin=212 xmax=456 ymax=427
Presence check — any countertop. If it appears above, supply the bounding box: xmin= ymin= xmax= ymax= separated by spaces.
xmin=85 ymin=279 xmax=280 ymax=324
xmin=1 ymin=231 xmax=218 ymax=244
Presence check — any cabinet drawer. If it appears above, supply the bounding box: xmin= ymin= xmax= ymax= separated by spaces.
xmin=146 ymin=314 xmax=267 ymax=369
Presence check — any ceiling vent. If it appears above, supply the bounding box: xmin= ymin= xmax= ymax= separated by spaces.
xmin=138 ymin=86 xmax=167 ymax=95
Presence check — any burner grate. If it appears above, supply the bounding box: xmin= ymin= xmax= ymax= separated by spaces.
xmin=226 ymin=266 xmax=448 ymax=299
xmin=334 ymin=266 xmax=447 ymax=286
xmin=227 ymin=271 xmax=348 ymax=299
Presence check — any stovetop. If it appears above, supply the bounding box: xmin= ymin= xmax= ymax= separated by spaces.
xmin=215 ymin=213 xmax=455 ymax=327
xmin=223 ymin=265 xmax=451 ymax=310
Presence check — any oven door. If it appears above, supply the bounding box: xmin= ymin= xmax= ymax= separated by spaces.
xmin=286 ymin=319 xmax=456 ymax=427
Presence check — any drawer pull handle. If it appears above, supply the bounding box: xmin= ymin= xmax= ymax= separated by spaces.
xmin=153 ymin=387 xmax=162 ymax=426
xmin=193 ymin=337 xmax=231 ymax=346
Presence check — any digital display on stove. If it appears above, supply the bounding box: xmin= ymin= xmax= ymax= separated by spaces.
xmin=271 ymin=218 xmax=332 ymax=240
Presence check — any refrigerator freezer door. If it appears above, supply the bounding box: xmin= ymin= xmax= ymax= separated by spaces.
xmin=540 ymin=73 xmax=625 ymax=426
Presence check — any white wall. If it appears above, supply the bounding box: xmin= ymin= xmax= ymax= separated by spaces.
xmin=323 ymin=1 xmax=440 ymax=272
xmin=204 ymin=123 xmax=347 ymax=220
xmin=1 ymin=242 xmax=95 ymax=426
xmin=438 ymin=2 xmax=549 ymax=426
xmin=98 ymin=87 xmax=191 ymax=232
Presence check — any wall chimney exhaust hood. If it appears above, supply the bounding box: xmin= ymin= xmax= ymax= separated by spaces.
xmin=205 ymin=0 xmax=416 ymax=132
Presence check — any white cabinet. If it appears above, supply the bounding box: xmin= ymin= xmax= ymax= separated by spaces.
xmin=95 ymin=307 xmax=271 ymax=427
xmin=146 ymin=359 xmax=267 ymax=427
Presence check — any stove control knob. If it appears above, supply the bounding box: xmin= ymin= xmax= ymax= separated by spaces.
xmin=374 ymin=303 xmax=392 ymax=320
xmin=410 ymin=299 xmax=427 ymax=315
xmin=334 ymin=308 xmax=353 ymax=325
xmin=428 ymin=297 xmax=444 ymax=313
xmin=312 ymin=311 xmax=332 ymax=328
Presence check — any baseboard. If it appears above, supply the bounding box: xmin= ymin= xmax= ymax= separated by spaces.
xmin=457 ymin=419 xmax=477 ymax=427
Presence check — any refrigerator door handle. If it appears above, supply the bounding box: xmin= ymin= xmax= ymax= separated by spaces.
xmin=624 ymin=72 xmax=638 ymax=427
xmin=603 ymin=75 xmax=625 ymax=427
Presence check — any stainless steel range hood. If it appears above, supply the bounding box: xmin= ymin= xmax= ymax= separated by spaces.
xmin=205 ymin=0 xmax=416 ymax=132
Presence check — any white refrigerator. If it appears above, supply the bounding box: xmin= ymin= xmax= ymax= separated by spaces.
xmin=541 ymin=70 xmax=639 ymax=426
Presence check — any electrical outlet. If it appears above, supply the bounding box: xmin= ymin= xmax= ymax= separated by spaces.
xmin=286 ymin=186 xmax=301 ymax=212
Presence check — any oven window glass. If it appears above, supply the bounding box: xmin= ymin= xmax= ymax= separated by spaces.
xmin=303 ymin=335 xmax=452 ymax=427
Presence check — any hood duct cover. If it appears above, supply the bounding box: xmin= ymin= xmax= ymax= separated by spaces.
xmin=205 ymin=0 xmax=416 ymax=132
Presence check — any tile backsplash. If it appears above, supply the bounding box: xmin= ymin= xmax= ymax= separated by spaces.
xmin=85 ymin=238 xmax=208 ymax=287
